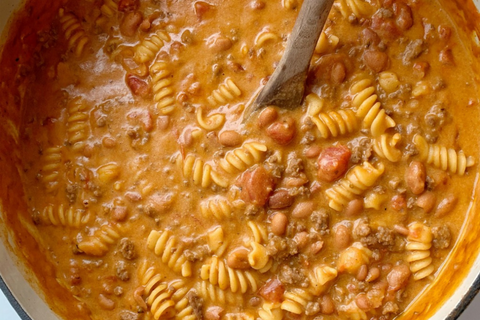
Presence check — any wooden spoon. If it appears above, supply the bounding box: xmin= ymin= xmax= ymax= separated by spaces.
xmin=245 ymin=0 xmax=335 ymax=117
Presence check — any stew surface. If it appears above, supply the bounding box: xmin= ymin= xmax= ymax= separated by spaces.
xmin=1 ymin=0 xmax=480 ymax=319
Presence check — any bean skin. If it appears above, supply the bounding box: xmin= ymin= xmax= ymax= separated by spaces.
xmin=227 ymin=247 xmax=250 ymax=269
xmin=257 ymin=107 xmax=278 ymax=128
xmin=218 ymin=130 xmax=242 ymax=147
xmin=333 ymin=224 xmax=351 ymax=250
xmin=405 ymin=161 xmax=426 ymax=195
xmin=271 ymin=212 xmax=288 ymax=236
xmin=363 ymin=49 xmax=389 ymax=73
xmin=435 ymin=194 xmax=457 ymax=218
xmin=292 ymin=201 xmax=315 ymax=218
xmin=238 ymin=166 xmax=274 ymax=206
xmin=320 ymin=295 xmax=335 ymax=314
xmin=387 ymin=264 xmax=411 ymax=292
xmin=266 ymin=117 xmax=296 ymax=145
xmin=268 ymin=189 xmax=294 ymax=209
xmin=344 ymin=199 xmax=363 ymax=216
xmin=416 ymin=191 xmax=436 ymax=213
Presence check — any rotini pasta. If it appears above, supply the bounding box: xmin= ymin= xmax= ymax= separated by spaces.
xmin=41 ymin=146 xmax=62 ymax=193
xmin=247 ymin=221 xmax=269 ymax=244
xmin=196 ymin=107 xmax=226 ymax=131
xmin=219 ymin=142 xmax=268 ymax=174
xmin=195 ymin=280 xmax=243 ymax=305
xmin=315 ymin=32 xmax=340 ymax=55
xmin=96 ymin=0 xmax=118 ymax=26
xmin=97 ymin=163 xmax=120 ymax=184
xmin=337 ymin=242 xmax=372 ymax=274
xmin=309 ymin=265 xmax=338 ymax=295
xmin=258 ymin=302 xmax=283 ymax=320
xmin=207 ymin=78 xmax=242 ymax=106
xmin=176 ymin=153 xmax=229 ymax=188
xmin=405 ymin=222 xmax=435 ymax=281
xmin=58 ymin=8 xmax=89 ymax=57
xmin=146 ymin=230 xmax=193 ymax=277
xmin=134 ymin=30 xmax=171 ymax=64
xmin=255 ymin=31 xmax=281 ymax=48
xmin=350 ymin=79 xmax=396 ymax=137
xmin=373 ymin=133 xmax=402 ymax=162
xmin=66 ymin=97 xmax=89 ymax=153
xmin=326 ymin=161 xmax=385 ymax=211
xmin=150 ymin=61 xmax=176 ymax=115
xmin=200 ymin=255 xmax=258 ymax=293
xmin=208 ymin=226 xmax=229 ymax=257
xmin=336 ymin=0 xmax=374 ymax=18
xmin=77 ymin=223 xmax=123 ymax=256
xmin=200 ymin=197 xmax=233 ymax=220
xmin=338 ymin=301 xmax=368 ymax=320
xmin=248 ymin=241 xmax=270 ymax=271
xmin=40 ymin=204 xmax=91 ymax=228
xmin=413 ymin=134 xmax=475 ymax=175
xmin=280 ymin=288 xmax=313 ymax=315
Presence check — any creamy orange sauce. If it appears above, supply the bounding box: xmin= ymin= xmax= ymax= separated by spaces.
xmin=1 ymin=0 xmax=480 ymax=320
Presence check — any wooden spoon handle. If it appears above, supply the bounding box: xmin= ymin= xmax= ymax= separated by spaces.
xmin=253 ymin=0 xmax=335 ymax=109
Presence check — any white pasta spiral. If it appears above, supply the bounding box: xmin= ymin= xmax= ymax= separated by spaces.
xmin=315 ymin=32 xmax=340 ymax=55
xmin=208 ymin=226 xmax=229 ymax=257
xmin=405 ymin=222 xmax=435 ymax=281
xmin=146 ymin=230 xmax=193 ymax=277
xmin=207 ymin=78 xmax=242 ymax=106
xmin=196 ymin=107 xmax=226 ymax=131
xmin=96 ymin=0 xmax=118 ymax=26
xmin=338 ymin=300 xmax=368 ymax=320
xmin=41 ymin=204 xmax=91 ymax=228
xmin=134 ymin=30 xmax=171 ymax=64
xmin=58 ymin=8 xmax=89 ymax=57
xmin=200 ymin=197 xmax=233 ymax=220
xmin=150 ymin=61 xmax=176 ymax=114
xmin=195 ymin=280 xmax=243 ymax=305
xmin=67 ymin=97 xmax=90 ymax=153
xmin=413 ymin=134 xmax=475 ymax=175
xmin=309 ymin=265 xmax=338 ymax=295
xmin=351 ymin=79 xmax=396 ymax=137
xmin=336 ymin=0 xmax=374 ymax=18
xmin=41 ymin=146 xmax=62 ymax=193
xmin=200 ymin=256 xmax=258 ymax=293
xmin=77 ymin=223 xmax=123 ymax=256
xmin=176 ymin=154 xmax=229 ymax=188
xmin=220 ymin=142 xmax=267 ymax=174
xmin=373 ymin=133 xmax=402 ymax=162
xmin=255 ymin=31 xmax=281 ymax=48
xmin=280 ymin=288 xmax=313 ymax=315
xmin=326 ymin=161 xmax=385 ymax=211
xmin=258 ymin=302 xmax=283 ymax=320
xmin=247 ymin=221 xmax=269 ymax=244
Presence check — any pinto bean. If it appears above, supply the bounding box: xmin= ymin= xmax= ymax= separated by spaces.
xmin=361 ymin=28 xmax=381 ymax=47
xmin=357 ymin=264 xmax=368 ymax=281
xmin=320 ymin=295 xmax=335 ymax=314
xmin=292 ymin=201 xmax=315 ymax=218
xmin=387 ymin=264 xmax=411 ymax=292
xmin=206 ymin=34 xmax=232 ymax=52
xmin=98 ymin=294 xmax=115 ymax=310
xmin=269 ymin=189 xmax=294 ymax=209
xmin=333 ymin=224 xmax=351 ymax=250
xmin=304 ymin=145 xmax=321 ymax=158
xmin=294 ymin=231 xmax=309 ymax=250
xmin=356 ymin=293 xmax=372 ymax=311
xmin=120 ymin=12 xmax=142 ymax=37
xmin=102 ymin=136 xmax=117 ymax=148
xmin=257 ymin=106 xmax=278 ymax=128
xmin=363 ymin=49 xmax=389 ymax=73
xmin=405 ymin=161 xmax=425 ymax=195
xmin=344 ymin=199 xmax=363 ymax=216
xmin=394 ymin=2 xmax=413 ymax=30
xmin=390 ymin=194 xmax=406 ymax=211
xmin=266 ymin=118 xmax=296 ymax=145
xmin=258 ymin=279 xmax=285 ymax=303
xmin=218 ymin=130 xmax=242 ymax=147
xmin=205 ymin=306 xmax=224 ymax=320
xmin=271 ymin=212 xmax=288 ymax=236
xmin=118 ymin=0 xmax=139 ymax=12
xmin=238 ymin=166 xmax=274 ymax=206
xmin=112 ymin=206 xmax=128 ymax=221
xmin=435 ymin=194 xmax=458 ymax=218
xmin=317 ymin=145 xmax=351 ymax=182
xmin=126 ymin=74 xmax=149 ymax=97
xmin=416 ymin=191 xmax=436 ymax=213
xmin=413 ymin=61 xmax=430 ymax=78
xmin=227 ymin=247 xmax=250 ymax=269
xmin=366 ymin=267 xmax=380 ymax=282
xmin=331 ymin=61 xmax=346 ymax=84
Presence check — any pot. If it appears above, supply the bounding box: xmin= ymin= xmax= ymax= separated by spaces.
xmin=0 ymin=0 xmax=479 ymax=319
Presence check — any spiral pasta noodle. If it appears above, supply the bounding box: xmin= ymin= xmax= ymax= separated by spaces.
xmin=134 ymin=30 xmax=171 ymax=64
xmin=247 ymin=221 xmax=268 ymax=243
xmin=58 ymin=8 xmax=89 ymax=57
xmin=176 ymin=154 xmax=229 ymax=188
xmin=219 ymin=142 xmax=268 ymax=174
xmin=258 ymin=302 xmax=283 ymax=320
xmin=248 ymin=241 xmax=270 ymax=271
xmin=351 ymin=79 xmax=395 ymax=137
xmin=373 ymin=133 xmax=402 ymax=162
xmin=96 ymin=0 xmax=118 ymax=26
xmin=255 ymin=31 xmax=281 ymax=48
xmin=280 ymin=288 xmax=313 ymax=315
xmin=200 ymin=256 xmax=258 ymax=293
xmin=41 ymin=204 xmax=91 ymax=228
xmin=196 ymin=107 xmax=226 ymax=131
xmin=338 ymin=242 xmax=372 ymax=274
xmin=146 ymin=230 xmax=193 ymax=277
xmin=336 ymin=0 xmax=374 ymax=18
xmin=338 ymin=301 xmax=368 ymax=320
xmin=150 ymin=61 xmax=176 ymax=114
xmin=208 ymin=226 xmax=229 ymax=257
xmin=405 ymin=222 xmax=435 ymax=281
xmin=77 ymin=223 xmax=123 ymax=256
xmin=207 ymin=78 xmax=242 ymax=106
xmin=67 ymin=97 xmax=90 ymax=153
xmin=41 ymin=146 xmax=62 ymax=193
xmin=315 ymin=32 xmax=340 ymax=55
xmin=309 ymin=265 xmax=338 ymax=295
xmin=326 ymin=161 xmax=385 ymax=211
xmin=171 ymin=285 xmax=196 ymax=320
xmin=195 ymin=280 xmax=243 ymax=305
xmin=413 ymin=134 xmax=475 ymax=175
xmin=200 ymin=197 xmax=233 ymax=220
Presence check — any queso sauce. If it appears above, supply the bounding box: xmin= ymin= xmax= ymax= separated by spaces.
xmin=1 ymin=0 xmax=480 ymax=319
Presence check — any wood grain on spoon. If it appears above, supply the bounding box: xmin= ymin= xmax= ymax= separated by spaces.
xmin=246 ymin=0 xmax=335 ymax=117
